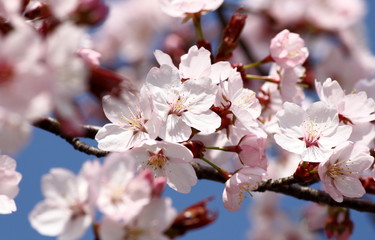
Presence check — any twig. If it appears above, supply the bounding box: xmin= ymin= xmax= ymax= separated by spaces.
xmin=32 ymin=117 xmax=375 ymax=214
xmin=33 ymin=117 xmax=108 ymax=157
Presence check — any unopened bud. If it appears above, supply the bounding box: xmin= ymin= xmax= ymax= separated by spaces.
xmin=166 ymin=197 xmax=217 ymax=238
xmin=215 ymin=8 xmax=247 ymax=62
xmin=360 ymin=177 xmax=375 ymax=194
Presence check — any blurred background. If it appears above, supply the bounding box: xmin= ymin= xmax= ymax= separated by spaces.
xmin=1 ymin=0 xmax=375 ymax=239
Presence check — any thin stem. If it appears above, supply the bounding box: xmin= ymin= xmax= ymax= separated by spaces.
xmin=192 ymin=13 xmax=205 ymax=41
xmin=200 ymin=157 xmax=230 ymax=180
xmin=243 ymin=55 xmax=273 ymax=69
xmin=246 ymin=74 xmax=280 ymax=84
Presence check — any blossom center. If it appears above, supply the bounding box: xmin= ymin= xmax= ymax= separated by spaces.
xmin=169 ymin=96 xmax=187 ymax=116
xmin=124 ymin=226 xmax=144 ymax=240
xmin=147 ymin=149 xmax=168 ymax=169
xmin=121 ymin=109 xmax=147 ymax=133
xmin=327 ymin=162 xmax=354 ymax=179
xmin=69 ymin=201 xmax=87 ymax=220
xmin=233 ymin=90 xmax=256 ymax=110
xmin=302 ymin=120 xmax=321 ymax=148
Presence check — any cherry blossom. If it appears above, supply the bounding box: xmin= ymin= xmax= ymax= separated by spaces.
xmin=95 ymin=89 xmax=161 ymax=151
xmin=159 ymin=0 xmax=224 ymax=18
xmin=318 ymin=142 xmax=373 ymax=202
xmin=0 ymin=155 xmax=22 ymax=214
xmin=155 ymin=45 xmax=235 ymax=83
xmin=306 ymin=0 xmax=365 ymax=31
xmin=96 ymin=152 xmax=152 ymax=222
xmin=29 ymin=168 xmax=94 ymax=240
xmin=268 ymin=63 xmax=306 ymax=104
xmin=46 ymin=22 xmax=88 ymax=133
xmin=223 ymin=167 xmax=266 ymax=212
xmin=125 ymin=140 xmax=197 ymax=193
xmin=99 ymin=198 xmax=177 ymax=240
xmin=269 ymin=29 xmax=309 ymax=69
xmin=146 ymin=64 xmax=220 ymax=142
xmin=315 ymin=78 xmax=375 ymax=124
xmin=274 ymin=102 xmax=352 ymax=162
xmin=0 ymin=20 xmax=51 ymax=119
xmin=215 ymin=69 xmax=262 ymax=131
xmin=237 ymin=133 xmax=268 ymax=170
xmin=93 ymin=0 xmax=172 ymax=63
xmin=0 ymin=109 xmax=31 ymax=155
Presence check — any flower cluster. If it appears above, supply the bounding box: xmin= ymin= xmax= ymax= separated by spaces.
xmin=29 ymin=154 xmax=177 ymax=240
xmin=0 ymin=1 xmax=374 ymax=240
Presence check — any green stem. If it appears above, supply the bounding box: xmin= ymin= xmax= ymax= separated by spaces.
xmin=200 ymin=157 xmax=230 ymax=180
xmin=192 ymin=13 xmax=205 ymax=41
xmin=243 ymin=55 xmax=273 ymax=69
xmin=246 ymin=74 xmax=280 ymax=84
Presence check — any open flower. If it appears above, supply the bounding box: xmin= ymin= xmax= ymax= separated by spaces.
xmin=126 ymin=139 xmax=197 ymax=193
xmin=95 ymin=88 xmax=161 ymax=151
xmin=99 ymin=198 xmax=177 ymax=240
xmin=96 ymin=152 xmax=152 ymax=222
xmin=315 ymin=78 xmax=375 ymax=124
xmin=29 ymin=168 xmax=93 ymax=240
xmin=274 ymin=102 xmax=352 ymax=162
xmin=318 ymin=142 xmax=373 ymax=202
xmin=223 ymin=167 xmax=266 ymax=212
xmin=146 ymin=64 xmax=220 ymax=142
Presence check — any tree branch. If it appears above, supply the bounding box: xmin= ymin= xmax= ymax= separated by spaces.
xmin=33 ymin=117 xmax=108 ymax=157
xmin=32 ymin=117 xmax=375 ymax=214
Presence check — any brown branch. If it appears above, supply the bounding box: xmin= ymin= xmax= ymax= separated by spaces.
xmin=256 ymin=180 xmax=375 ymax=213
xmin=33 ymin=117 xmax=108 ymax=157
xmin=32 ymin=117 xmax=375 ymax=213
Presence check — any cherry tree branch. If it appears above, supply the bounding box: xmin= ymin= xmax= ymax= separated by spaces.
xmin=33 ymin=117 xmax=108 ymax=157
xmin=32 ymin=117 xmax=375 ymax=214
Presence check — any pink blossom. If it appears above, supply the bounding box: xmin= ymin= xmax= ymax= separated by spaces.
xmin=216 ymin=70 xmax=262 ymax=131
xmin=237 ymin=133 xmax=268 ymax=170
xmin=318 ymin=142 xmax=373 ymax=202
xmin=269 ymin=29 xmax=309 ymax=69
xmin=0 ymin=21 xmax=51 ymax=120
xmin=99 ymin=198 xmax=177 ymax=240
xmin=96 ymin=152 xmax=152 ymax=222
xmin=0 ymin=110 xmax=31 ymax=155
xmin=159 ymin=0 xmax=224 ymax=18
xmin=274 ymin=102 xmax=352 ymax=162
xmin=95 ymin=88 xmax=161 ymax=151
xmin=304 ymin=204 xmax=328 ymax=231
xmin=93 ymin=0 xmax=171 ymax=63
xmin=306 ymin=0 xmax=365 ymax=31
xmin=146 ymin=64 xmax=220 ymax=142
xmin=46 ymin=23 xmax=88 ymax=133
xmin=223 ymin=167 xmax=266 ymax=212
xmin=78 ymin=48 xmax=101 ymax=66
xmin=0 ymin=155 xmax=22 ymax=214
xmin=316 ymin=78 xmax=375 ymax=124
xmin=268 ymin=63 xmax=306 ymax=104
xmin=354 ymin=78 xmax=375 ymax=100
xmin=126 ymin=140 xmax=197 ymax=193
xmin=155 ymin=45 xmax=235 ymax=83
xmin=29 ymin=168 xmax=93 ymax=240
